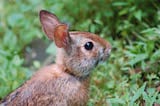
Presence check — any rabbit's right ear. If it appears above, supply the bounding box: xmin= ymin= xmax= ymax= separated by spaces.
xmin=39 ymin=10 xmax=60 ymax=40
xmin=54 ymin=24 xmax=71 ymax=50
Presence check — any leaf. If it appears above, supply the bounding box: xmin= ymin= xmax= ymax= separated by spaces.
xmin=128 ymin=54 xmax=148 ymax=66
xmin=12 ymin=55 xmax=24 ymax=66
xmin=142 ymin=88 xmax=159 ymax=106
xmin=112 ymin=2 xmax=128 ymax=6
xmin=107 ymin=98 xmax=125 ymax=104
xmin=134 ymin=10 xmax=142 ymax=21
xmin=7 ymin=13 xmax=24 ymax=27
xmin=46 ymin=43 xmax=57 ymax=56
xmin=141 ymin=28 xmax=156 ymax=34
xmin=130 ymin=83 xmax=146 ymax=105
xmin=151 ymin=49 xmax=160 ymax=62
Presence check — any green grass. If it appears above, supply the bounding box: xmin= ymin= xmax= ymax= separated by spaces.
xmin=0 ymin=0 xmax=160 ymax=105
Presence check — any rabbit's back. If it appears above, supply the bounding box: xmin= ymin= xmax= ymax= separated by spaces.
xmin=1 ymin=64 xmax=89 ymax=106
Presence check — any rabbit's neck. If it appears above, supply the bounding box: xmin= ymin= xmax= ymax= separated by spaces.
xmin=56 ymin=48 xmax=66 ymax=66
xmin=64 ymin=68 xmax=90 ymax=81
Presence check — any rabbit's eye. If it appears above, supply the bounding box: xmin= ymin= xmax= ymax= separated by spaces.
xmin=84 ymin=42 xmax=94 ymax=50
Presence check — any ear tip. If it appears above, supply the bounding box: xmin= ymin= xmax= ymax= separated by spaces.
xmin=39 ymin=10 xmax=49 ymax=16
xmin=39 ymin=10 xmax=58 ymax=20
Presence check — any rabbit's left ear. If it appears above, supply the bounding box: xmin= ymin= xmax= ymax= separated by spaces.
xmin=54 ymin=24 xmax=71 ymax=49
xmin=39 ymin=10 xmax=61 ymax=40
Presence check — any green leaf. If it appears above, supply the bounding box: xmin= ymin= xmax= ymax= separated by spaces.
xmin=141 ymin=28 xmax=156 ymax=34
xmin=128 ymin=54 xmax=148 ymax=66
xmin=7 ymin=13 xmax=24 ymax=27
xmin=130 ymin=83 xmax=146 ymax=105
xmin=107 ymin=98 xmax=125 ymax=104
xmin=46 ymin=43 xmax=57 ymax=56
xmin=134 ymin=10 xmax=142 ymax=21
xmin=112 ymin=2 xmax=128 ymax=6
xmin=151 ymin=49 xmax=160 ymax=62
xmin=142 ymin=88 xmax=159 ymax=106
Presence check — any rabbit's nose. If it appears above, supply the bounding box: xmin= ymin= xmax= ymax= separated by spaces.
xmin=105 ymin=42 xmax=111 ymax=54
xmin=100 ymin=48 xmax=105 ymax=55
xmin=106 ymin=47 xmax=111 ymax=54
xmin=102 ymin=48 xmax=105 ymax=53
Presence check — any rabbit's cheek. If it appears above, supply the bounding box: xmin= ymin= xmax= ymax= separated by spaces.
xmin=80 ymin=46 xmax=96 ymax=58
xmin=65 ymin=57 xmax=97 ymax=77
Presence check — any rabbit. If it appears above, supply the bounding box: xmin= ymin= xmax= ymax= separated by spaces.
xmin=0 ymin=10 xmax=111 ymax=106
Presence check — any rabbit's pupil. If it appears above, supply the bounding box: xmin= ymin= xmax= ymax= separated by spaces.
xmin=84 ymin=42 xmax=94 ymax=50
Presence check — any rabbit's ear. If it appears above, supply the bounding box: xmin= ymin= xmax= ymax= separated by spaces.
xmin=39 ymin=10 xmax=60 ymax=40
xmin=54 ymin=24 xmax=71 ymax=49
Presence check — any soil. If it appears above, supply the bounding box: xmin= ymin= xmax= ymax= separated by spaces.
xmin=23 ymin=39 xmax=55 ymax=69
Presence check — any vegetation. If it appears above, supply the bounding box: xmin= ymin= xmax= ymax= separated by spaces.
xmin=0 ymin=0 xmax=160 ymax=105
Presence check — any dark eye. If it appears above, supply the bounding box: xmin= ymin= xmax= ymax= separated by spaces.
xmin=84 ymin=42 xmax=94 ymax=50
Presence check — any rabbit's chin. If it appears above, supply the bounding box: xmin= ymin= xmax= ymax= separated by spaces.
xmin=65 ymin=58 xmax=99 ymax=78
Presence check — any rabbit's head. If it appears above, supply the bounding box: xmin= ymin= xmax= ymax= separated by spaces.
xmin=40 ymin=10 xmax=111 ymax=78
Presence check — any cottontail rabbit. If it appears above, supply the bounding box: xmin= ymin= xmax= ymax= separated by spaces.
xmin=0 ymin=10 xmax=111 ymax=106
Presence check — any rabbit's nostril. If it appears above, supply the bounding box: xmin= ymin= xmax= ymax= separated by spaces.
xmin=104 ymin=45 xmax=111 ymax=55
xmin=107 ymin=48 xmax=111 ymax=54
xmin=100 ymin=48 xmax=105 ymax=54
xmin=105 ymin=43 xmax=111 ymax=53
xmin=102 ymin=48 xmax=105 ymax=53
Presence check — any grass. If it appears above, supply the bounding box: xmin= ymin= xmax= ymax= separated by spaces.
xmin=0 ymin=0 xmax=160 ymax=105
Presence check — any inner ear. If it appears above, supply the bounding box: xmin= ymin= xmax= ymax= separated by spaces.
xmin=39 ymin=10 xmax=60 ymax=40
xmin=54 ymin=24 xmax=71 ymax=49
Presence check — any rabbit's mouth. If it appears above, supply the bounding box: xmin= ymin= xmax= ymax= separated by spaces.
xmin=95 ymin=57 xmax=105 ymax=66
xmin=95 ymin=60 xmax=100 ymax=66
xmin=95 ymin=58 xmax=104 ymax=66
xmin=95 ymin=49 xmax=111 ymax=66
xmin=102 ymin=53 xmax=110 ymax=61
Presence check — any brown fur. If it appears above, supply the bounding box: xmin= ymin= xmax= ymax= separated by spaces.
xmin=1 ymin=65 xmax=89 ymax=106
xmin=0 ymin=10 xmax=111 ymax=106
